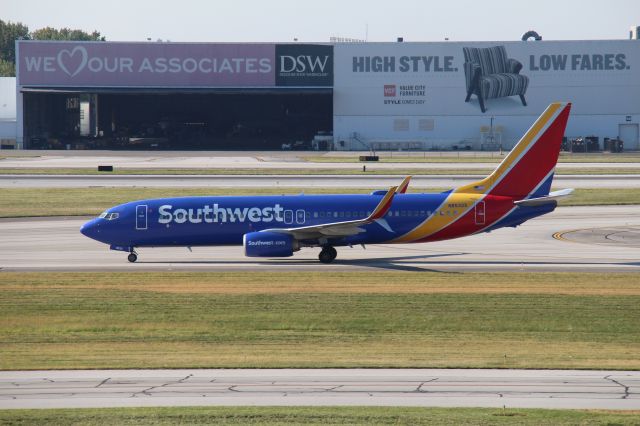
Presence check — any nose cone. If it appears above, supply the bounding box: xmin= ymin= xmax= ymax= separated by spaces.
xmin=80 ymin=218 xmax=101 ymax=241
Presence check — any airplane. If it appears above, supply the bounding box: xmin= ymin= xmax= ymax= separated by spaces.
xmin=81 ymin=102 xmax=573 ymax=264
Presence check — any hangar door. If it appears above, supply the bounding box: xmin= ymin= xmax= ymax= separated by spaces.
xmin=619 ymin=124 xmax=639 ymax=151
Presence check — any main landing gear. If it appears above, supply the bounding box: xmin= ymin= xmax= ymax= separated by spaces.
xmin=319 ymin=246 xmax=337 ymax=264
xmin=127 ymin=249 xmax=138 ymax=263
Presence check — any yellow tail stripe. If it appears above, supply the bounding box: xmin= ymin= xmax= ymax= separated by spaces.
xmin=392 ymin=102 xmax=564 ymax=243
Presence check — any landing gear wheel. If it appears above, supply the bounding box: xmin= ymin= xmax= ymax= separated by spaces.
xmin=327 ymin=246 xmax=337 ymax=260
xmin=127 ymin=253 xmax=138 ymax=263
xmin=319 ymin=246 xmax=337 ymax=264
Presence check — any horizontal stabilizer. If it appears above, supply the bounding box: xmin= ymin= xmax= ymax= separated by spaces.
xmin=514 ymin=188 xmax=574 ymax=207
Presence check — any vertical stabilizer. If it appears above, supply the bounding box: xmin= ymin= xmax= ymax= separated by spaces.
xmin=460 ymin=102 xmax=571 ymax=199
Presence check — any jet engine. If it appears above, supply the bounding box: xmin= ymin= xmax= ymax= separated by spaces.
xmin=243 ymin=231 xmax=298 ymax=257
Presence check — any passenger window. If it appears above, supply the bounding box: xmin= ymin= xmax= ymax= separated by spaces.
xmin=346 ymin=211 xmax=351 ymax=218
xmin=313 ymin=212 xmax=318 ymax=218
xmin=359 ymin=211 xmax=365 ymax=217
xmin=339 ymin=211 xmax=344 ymax=218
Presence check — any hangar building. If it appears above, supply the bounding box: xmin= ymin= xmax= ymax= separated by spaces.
xmin=12 ymin=38 xmax=640 ymax=150
xmin=15 ymin=42 xmax=333 ymax=150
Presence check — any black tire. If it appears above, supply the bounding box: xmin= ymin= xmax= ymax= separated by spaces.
xmin=319 ymin=249 xmax=334 ymax=264
xmin=328 ymin=246 xmax=337 ymax=261
xmin=127 ymin=253 xmax=138 ymax=263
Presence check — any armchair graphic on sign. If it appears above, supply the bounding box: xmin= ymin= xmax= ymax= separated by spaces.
xmin=463 ymin=46 xmax=529 ymax=113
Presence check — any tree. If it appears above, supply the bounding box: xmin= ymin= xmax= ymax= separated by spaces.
xmin=0 ymin=59 xmax=15 ymax=77
xmin=31 ymin=27 xmax=105 ymax=41
xmin=0 ymin=20 xmax=30 ymax=64
xmin=0 ymin=23 xmax=106 ymax=76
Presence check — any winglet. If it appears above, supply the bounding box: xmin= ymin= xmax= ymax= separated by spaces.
xmin=396 ymin=176 xmax=411 ymax=194
xmin=368 ymin=186 xmax=397 ymax=221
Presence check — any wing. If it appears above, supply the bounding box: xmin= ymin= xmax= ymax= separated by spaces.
xmin=397 ymin=176 xmax=411 ymax=194
xmin=261 ymin=185 xmax=397 ymax=240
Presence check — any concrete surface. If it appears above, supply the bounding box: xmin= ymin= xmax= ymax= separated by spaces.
xmin=1 ymin=151 xmax=638 ymax=170
xmin=2 ymin=174 xmax=639 ymax=188
xmin=1 ymin=206 xmax=638 ymax=272
xmin=0 ymin=369 xmax=638 ymax=410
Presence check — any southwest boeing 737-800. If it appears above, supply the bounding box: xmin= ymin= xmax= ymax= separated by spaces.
xmin=81 ymin=102 xmax=573 ymax=264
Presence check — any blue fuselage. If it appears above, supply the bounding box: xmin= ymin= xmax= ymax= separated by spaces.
xmin=80 ymin=192 xmax=554 ymax=251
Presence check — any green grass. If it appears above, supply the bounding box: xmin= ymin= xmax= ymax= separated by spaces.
xmin=0 ymin=187 xmax=374 ymax=217
xmin=303 ymin=152 xmax=640 ymax=163
xmin=1 ymin=167 xmax=640 ymax=175
xmin=1 ymin=406 xmax=639 ymax=425
xmin=0 ymin=187 xmax=638 ymax=218
xmin=1 ymin=272 xmax=639 ymax=370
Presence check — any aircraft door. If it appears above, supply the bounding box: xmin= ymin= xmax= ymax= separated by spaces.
xmin=296 ymin=209 xmax=305 ymax=224
xmin=474 ymin=201 xmax=485 ymax=226
xmin=284 ymin=210 xmax=294 ymax=224
xmin=136 ymin=205 xmax=148 ymax=230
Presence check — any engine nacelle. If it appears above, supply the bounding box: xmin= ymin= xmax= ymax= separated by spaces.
xmin=243 ymin=231 xmax=297 ymax=257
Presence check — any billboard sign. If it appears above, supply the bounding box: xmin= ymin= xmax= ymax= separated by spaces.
xmin=334 ymin=40 xmax=640 ymax=116
xmin=17 ymin=42 xmax=333 ymax=88
xmin=275 ymin=44 xmax=333 ymax=86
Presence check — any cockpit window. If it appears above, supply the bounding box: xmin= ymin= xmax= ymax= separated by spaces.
xmin=100 ymin=212 xmax=119 ymax=220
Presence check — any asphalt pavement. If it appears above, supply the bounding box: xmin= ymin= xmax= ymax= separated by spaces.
xmin=1 ymin=369 xmax=638 ymax=410
xmin=1 ymin=205 xmax=638 ymax=272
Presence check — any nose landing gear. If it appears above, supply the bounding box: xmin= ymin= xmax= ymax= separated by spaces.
xmin=319 ymin=246 xmax=337 ymax=264
xmin=127 ymin=249 xmax=138 ymax=263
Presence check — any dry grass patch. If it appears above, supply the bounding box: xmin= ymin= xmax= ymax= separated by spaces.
xmin=1 ymin=272 xmax=639 ymax=370
xmin=3 ymin=271 xmax=640 ymax=296
xmin=1 ymin=406 xmax=639 ymax=425
xmin=1 ymin=188 xmax=640 ymax=218
xmin=2 ymin=167 xmax=639 ymax=175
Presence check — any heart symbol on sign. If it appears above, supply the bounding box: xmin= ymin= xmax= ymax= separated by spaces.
xmin=57 ymin=46 xmax=88 ymax=77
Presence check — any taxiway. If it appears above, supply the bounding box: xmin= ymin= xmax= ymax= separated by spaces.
xmin=0 ymin=369 xmax=638 ymax=410
xmin=2 ymin=174 xmax=638 ymax=188
xmin=1 ymin=205 xmax=638 ymax=272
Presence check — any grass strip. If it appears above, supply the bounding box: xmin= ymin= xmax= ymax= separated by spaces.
xmin=1 ymin=167 xmax=640 ymax=175
xmin=1 ymin=406 xmax=639 ymax=425
xmin=1 ymin=272 xmax=639 ymax=370
xmin=1 ymin=187 xmax=638 ymax=218
xmin=303 ymin=153 xmax=640 ymax=163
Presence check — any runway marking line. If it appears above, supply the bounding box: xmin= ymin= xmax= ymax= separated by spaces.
xmin=554 ymin=226 xmax=640 ymax=247
xmin=553 ymin=228 xmax=595 ymax=244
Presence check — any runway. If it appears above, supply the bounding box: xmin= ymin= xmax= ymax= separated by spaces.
xmin=2 ymin=174 xmax=639 ymax=188
xmin=1 ymin=205 xmax=638 ymax=272
xmin=0 ymin=369 xmax=638 ymax=410
xmin=1 ymin=150 xmax=639 ymax=170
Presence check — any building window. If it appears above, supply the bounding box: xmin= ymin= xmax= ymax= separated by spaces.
xmin=418 ymin=118 xmax=435 ymax=131
xmin=393 ymin=119 xmax=410 ymax=131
